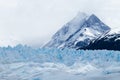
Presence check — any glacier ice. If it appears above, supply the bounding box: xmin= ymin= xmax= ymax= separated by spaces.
xmin=0 ymin=46 xmax=120 ymax=80
xmin=0 ymin=46 xmax=120 ymax=65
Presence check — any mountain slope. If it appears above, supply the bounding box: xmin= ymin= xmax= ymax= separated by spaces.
xmin=81 ymin=33 xmax=120 ymax=50
xmin=45 ymin=13 xmax=110 ymax=49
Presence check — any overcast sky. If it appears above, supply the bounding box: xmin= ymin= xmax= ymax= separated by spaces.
xmin=0 ymin=0 xmax=120 ymax=47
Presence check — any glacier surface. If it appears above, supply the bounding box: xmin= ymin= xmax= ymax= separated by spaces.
xmin=0 ymin=45 xmax=120 ymax=80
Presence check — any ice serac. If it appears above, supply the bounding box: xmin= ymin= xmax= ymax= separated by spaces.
xmin=45 ymin=13 xmax=110 ymax=49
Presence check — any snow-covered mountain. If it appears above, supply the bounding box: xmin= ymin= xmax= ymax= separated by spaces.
xmin=45 ymin=12 xmax=110 ymax=49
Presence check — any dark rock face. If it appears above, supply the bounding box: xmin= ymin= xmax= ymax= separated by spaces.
xmin=81 ymin=34 xmax=120 ymax=50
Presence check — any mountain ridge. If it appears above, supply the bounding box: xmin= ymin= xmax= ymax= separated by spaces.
xmin=44 ymin=12 xmax=111 ymax=49
xmin=81 ymin=33 xmax=120 ymax=50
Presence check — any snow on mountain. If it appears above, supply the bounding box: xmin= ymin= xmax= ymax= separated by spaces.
xmin=45 ymin=13 xmax=110 ymax=49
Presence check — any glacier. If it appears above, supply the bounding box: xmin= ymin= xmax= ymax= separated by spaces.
xmin=0 ymin=45 xmax=120 ymax=65
xmin=0 ymin=45 xmax=120 ymax=80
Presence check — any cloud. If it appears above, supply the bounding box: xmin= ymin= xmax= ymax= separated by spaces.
xmin=0 ymin=0 xmax=17 ymax=8
xmin=0 ymin=0 xmax=120 ymax=47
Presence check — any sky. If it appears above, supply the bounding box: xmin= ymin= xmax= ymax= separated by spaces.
xmin=0 ymin=0 xmax=120 ymax=47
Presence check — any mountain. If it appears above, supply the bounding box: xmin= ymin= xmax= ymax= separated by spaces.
xmin=45 ymin=12 xmax=110 ymax=49
xmin=81 ymin=31 xmax=120 ymax=50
